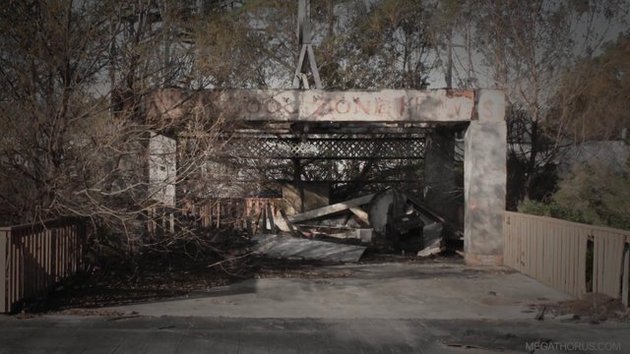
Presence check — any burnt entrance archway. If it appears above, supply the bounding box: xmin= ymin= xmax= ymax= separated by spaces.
xmin=216 ymin=122 xmax=467 ymax=227
xmin=146 ymin=89 xmax=506 ymax=266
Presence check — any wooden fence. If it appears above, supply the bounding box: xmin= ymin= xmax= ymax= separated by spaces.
xmin=186 ymin=198 xmax=281 ymax=232
xmin=0 ymin=218 xmax=86 ymax=313
xmin=149 ymin=198 xmax=283 ymax=236
xmin=503 ymin=212 xmax=630 ymax=306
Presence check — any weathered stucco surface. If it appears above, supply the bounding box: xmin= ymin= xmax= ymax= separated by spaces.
xmin=464 ymin=90 xmax=507 ymax=265
xmin=145 ymin=89 xmax=476 ymax=123
xmin=148 ymin=133 xmax=177 ymax=207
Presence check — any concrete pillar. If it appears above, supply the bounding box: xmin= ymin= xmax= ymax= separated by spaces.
xmin=148 ymin=133 xmax=177 ymax=207
xmin=424 ymin=128 xmax=456 ymax=223
xmin=464 ymin=90 xmax=506 ymax=266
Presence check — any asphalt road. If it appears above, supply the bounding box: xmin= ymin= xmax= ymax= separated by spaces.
xmin=1 ymin=315 xmax=629 ymax=354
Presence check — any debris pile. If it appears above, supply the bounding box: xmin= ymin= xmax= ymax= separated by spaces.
xmin=534 ymin=292 xmax=630 ymax=323
xmin=253 ymin=188 xmax=448 ymax=262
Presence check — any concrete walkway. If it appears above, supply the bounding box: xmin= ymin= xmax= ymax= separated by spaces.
xmin=106 ymin=262 xmax=569 ymax=320
xmin=1 ymin=262 xmax=628 ymax=353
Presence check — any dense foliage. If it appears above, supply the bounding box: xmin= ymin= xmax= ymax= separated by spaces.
xmin=519 ymin=157 xmax=630 ymax=230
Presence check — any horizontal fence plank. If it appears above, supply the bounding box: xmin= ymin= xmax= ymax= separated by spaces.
xmin=504 ymin=212 xmax=630 ymax=304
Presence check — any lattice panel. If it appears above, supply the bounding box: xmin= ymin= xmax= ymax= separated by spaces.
xmin=225 ymin=158 xmax=424 ymax=183
xmin=224 ymin=137 xmax=426 ymax=159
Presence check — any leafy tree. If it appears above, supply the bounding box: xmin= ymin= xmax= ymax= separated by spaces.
xmin=519 ymin=157 xmax=630 ymax=230
xmin=435 ymin=0 xmax=630 ymax=205
xmin=548 ymin=34 xmax=630 ymax=142
xmin=325 ymin=0 xmax=433 ymax=89
xmin=188 ymin=0 xmax=436 ymax=89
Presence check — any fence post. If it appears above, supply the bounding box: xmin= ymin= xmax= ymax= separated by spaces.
xmin=623 ymin=246 xmax=629 ymax=307
xmin=80 ymin=220 xmax=87 ymax=272
xmin=0 ymin=230 xmax=7 ymax=313
xmin=50 ymin=228 xmax=57 ymax=283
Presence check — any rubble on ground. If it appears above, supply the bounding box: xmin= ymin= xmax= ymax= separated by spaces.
xmin=254 ymin=188 xmax=452 ymax=262
xmin=252 ymin=234 xmax=366 ymax=263
xmin=534 ymin=292 xmax=630 ymax=323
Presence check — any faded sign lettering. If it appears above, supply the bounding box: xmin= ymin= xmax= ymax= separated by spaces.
xmin=147 ymin=89 xmax=477 ymax=123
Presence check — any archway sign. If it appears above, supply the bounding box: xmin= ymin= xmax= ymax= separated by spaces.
xmin=147 ymin=88 xmax=507 ymax=266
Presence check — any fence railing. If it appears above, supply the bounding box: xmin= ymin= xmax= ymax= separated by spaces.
xmin=184 ymin=197 xmax=282 ymax=232
xmin=503 ymin=211 xmax=630 ymax=306
xmin=0 ymin=218 xmax=86 ymax=313
xmin=148 ymin=197 xmax=283 ymax=236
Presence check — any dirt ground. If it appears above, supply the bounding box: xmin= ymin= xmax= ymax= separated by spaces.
xmin=533 ymin=292 xmax=630 ymax=323
xmin=20 ymin=244 xmax=458 ymax=315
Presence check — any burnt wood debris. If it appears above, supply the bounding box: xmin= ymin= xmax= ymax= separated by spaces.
xmin=252 ymin=188 xmax=447 ymax=262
